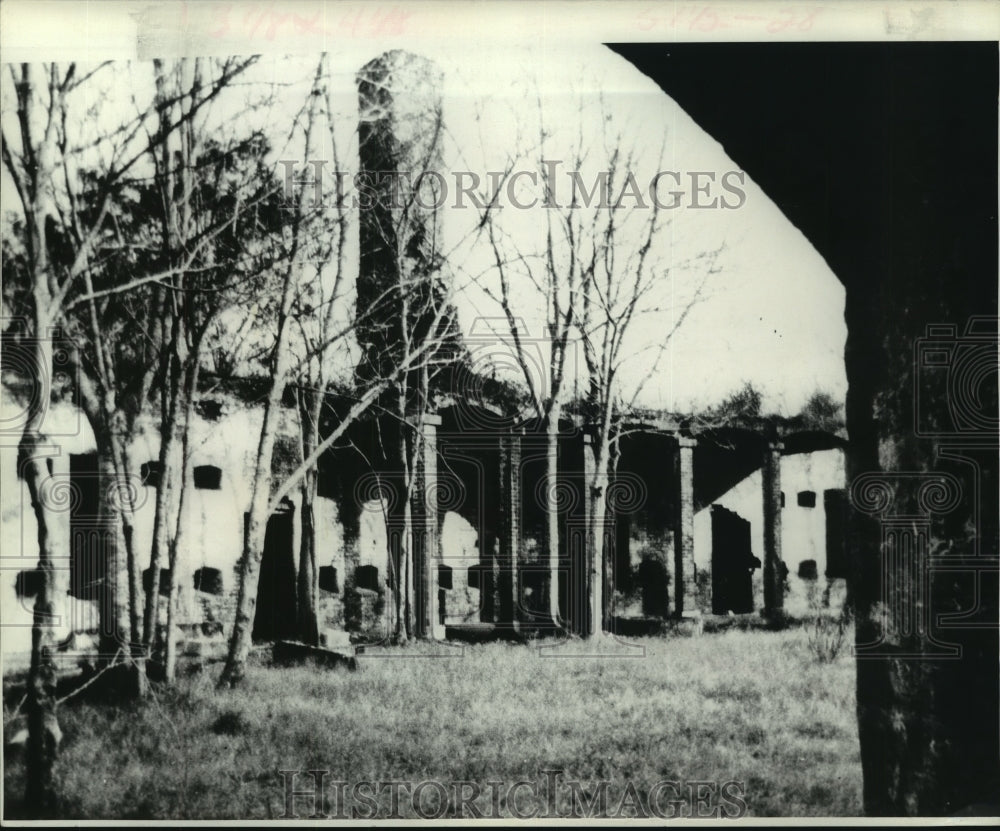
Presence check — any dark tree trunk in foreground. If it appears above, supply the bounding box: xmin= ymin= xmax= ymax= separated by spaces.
xmin=845 ymin=255 xmax=999 ymax=815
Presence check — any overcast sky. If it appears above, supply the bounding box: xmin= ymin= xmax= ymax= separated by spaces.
xmin=2 ymin=41 xmax=848 ymax=416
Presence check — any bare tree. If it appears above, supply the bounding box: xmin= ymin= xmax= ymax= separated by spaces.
xmin=213 ymin=57 xmax=333 ymax=686
xmin=574 ymin=135 xmax=717 ymax=637
xmin=0 ymin=59 xmax=239 ymax=806
xmin=3 ymin=58 xmax=272 ymax=730
xmin=1 ymin=63 xmax=81 ymax=812
xmin=472 ymin=91 xmax=718 ymax=636
xmin=352 ymin=51 xmax=461 ymax=644
xmin=285 ymin=56 xmax=359 ymax=646
xmin=140 ymin=57 xmax=284 ymax=683
xmin=473 ymin=97 xmax=588 ymax=632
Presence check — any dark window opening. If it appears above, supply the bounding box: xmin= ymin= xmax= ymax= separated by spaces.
xmin=195 ymin=399 xmax=223 ymax=421
xmin=354 ymin=564 xmax=380 ymax=593
xmin=193 ymin=567 xmax=223 ymax=595
xmin=438 ymin=564 xmax=453 ymax=590
xmin=318 ymin=566 xmax=339 ymax=593
xmin=193 ymin=465 xmax=222 ymax=490
xmin=15 ymin=569 xmax=42 ymax=598
xmin=142 ymin=567 xmax=172 ymax=597
xmin=824 ymin=488 xmax=849 ymax=578
xmin=780 ymin=491 xmax=785 ymax=507
xmin=467 ymin=564 xmax=483 ymax=591
xmin=797 ymin=490 xmax=817 ymax=508
xmin=140 ymin=460 xmax=162 ymax=488
xmin=798 ymin=559 xmax=819 ymax=580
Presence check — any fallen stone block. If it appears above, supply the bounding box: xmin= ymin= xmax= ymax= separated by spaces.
xmin=272 ymin=640 xmax=357 ymax=671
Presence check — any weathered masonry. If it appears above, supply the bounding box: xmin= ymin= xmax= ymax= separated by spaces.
xmin=1 ymin=390 xmax=847 ymax=656
xmin=0 ymin=49 xmax=847 ymax=659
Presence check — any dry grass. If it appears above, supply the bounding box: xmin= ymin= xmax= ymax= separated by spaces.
xmin=3 ymin=626 xmax=861 ymax=819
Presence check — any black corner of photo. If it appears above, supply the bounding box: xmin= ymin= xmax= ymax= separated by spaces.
xmin=609 ymin=41 xmax=1000 ymax=817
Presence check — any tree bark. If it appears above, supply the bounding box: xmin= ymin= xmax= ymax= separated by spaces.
xmin=110 ymin=428 xmax=149 ymax=697
xmin=21 ymin=338 xmax=67 ymax=816
xmin=585 ymin=436 xmax=610 ymax=638
xmin=164 ymin=359 xmax=198 ymax=682
xmin=845 ymin=261 xmax=999 ymax=814
xmin=401 ymin=489 xmax=415 ymax=642
xmin=142 ymin=384 xmax=181 ymax=656
xmin=297 ymin=470 xmax=320 ymax=646
xmin=95 ymin=441 xmax=128 ymax=655
xmin=72 ymin=352 xmax=151 ymax=693
xmin=294 ymin=386 xmax=321 ymax=645
xmin=391 ymin=425 xmax=415 ymax=645
xmin=218 ymin=364 xmax=288 ymax=686
xmin=218 ymin=266 xmax=298 ymax=685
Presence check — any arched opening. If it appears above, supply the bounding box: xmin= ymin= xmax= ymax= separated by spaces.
xmin=251 ymin=503 xmax=296 ymax=643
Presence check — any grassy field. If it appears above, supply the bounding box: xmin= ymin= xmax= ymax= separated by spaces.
xmin=3 ymin=626 xmax=861 ymax=819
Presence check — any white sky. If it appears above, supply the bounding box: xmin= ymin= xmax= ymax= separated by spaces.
xmin=2 ymin=41 xmax=847 ymax=416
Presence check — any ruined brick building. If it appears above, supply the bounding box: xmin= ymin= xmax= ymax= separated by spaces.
xmin=0 ymin=50 xmax=848 ymax=662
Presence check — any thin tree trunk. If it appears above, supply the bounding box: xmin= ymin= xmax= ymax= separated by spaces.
xmin=76 ymin=371 xmax=150 ymax=695
xmin=21 ymin=334 xmax=66 ymax=815
xmin=392 ymin=385 xmax=413 ymax=645
xmin=143 ymin=56 xmax=186 ymax=664
xmin=142 ymin=393 xmax=181 ymax=657
xmin=220 ymin=59 xmax=320 ymax=685
xmin=164 ymin=359 xmax=199 ymax=682
xmin=297 ymin=480 xmax=320 ymax=646
xmin=586 ymin=441 xmax=610 ymax=638
xmin=401 ymin=493 xmax=414 ymax=642
xmin=217 ymin=369 xmax=287 ymax=686
xmin=296 ymin=388 xmax=321 ymax=646
xmin=219 ymin=280 xmax=297 ymax=685
xmin=110 ymin=431 xmax=149 ymax=696
xmin=75 ymin=379 xmax=130 ymax=671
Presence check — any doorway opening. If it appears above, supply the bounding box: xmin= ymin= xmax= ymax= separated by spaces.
xmin=251 ymin=505 xmax=297 ymax=642
xmin=710 ymin=504 xmax=757 ymax=614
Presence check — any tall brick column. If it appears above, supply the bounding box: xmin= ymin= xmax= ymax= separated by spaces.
xmin=413 ymin=414 xmax=442 ymax=639
xmin=498 ymin=430 xmax=522 ymax=632
xmin=673 ymin=436 xmax=697 ymax=617
xmin=355 ymin=52 xmax=449 ymax=387
xmin=761 ymin=438 xmax=785 ymax=617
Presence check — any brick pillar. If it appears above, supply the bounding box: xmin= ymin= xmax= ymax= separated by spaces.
xmin=762 ymin=438 xmax=785 ymax=617
xmin=498 ymin=430 xmax=522 ymax=632
xmin=674 ymin=436 xmax=697 ymax=616
xmin=413 ymin=414 xmax=442 ymax=639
